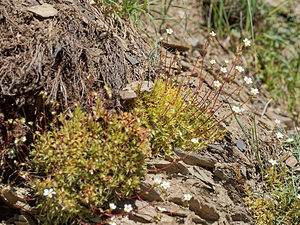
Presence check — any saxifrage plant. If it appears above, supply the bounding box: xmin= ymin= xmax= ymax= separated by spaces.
xmin=28 ymin=100 xmax=150 ymax=224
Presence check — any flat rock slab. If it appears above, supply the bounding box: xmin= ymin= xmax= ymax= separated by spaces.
xmin=28 ymin=3 xmax=58 ymax=18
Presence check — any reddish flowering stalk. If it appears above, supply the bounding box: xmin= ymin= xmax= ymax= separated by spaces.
xmin=209 ymin=50 xmax=242 ymax=113
xmin=189 ymin=84 xmax=241 ymax=124
xmin=193 ymin=98 xmax=250 ymax=137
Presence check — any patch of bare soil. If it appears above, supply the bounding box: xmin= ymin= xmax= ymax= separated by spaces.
xmin=0 ymin=0 xmax=299 ymax=225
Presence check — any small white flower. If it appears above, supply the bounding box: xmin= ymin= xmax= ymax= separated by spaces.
xmin=286 ymin=138 xmax=294 ymax=143
xmin=224 ymin=60 xmax=229 ymax=64
xmin=276 ymin=132 xmax=283 ymax=139
xmin=14 ymin=138 xmax=19 ymax=144
xmin=43 ymin=188 xmax=56 ymax=198
xmin=157 ymin=206 xmax=167 ymax=212
xmin=109 ymin=203 xmax=117 ymax=210
xmin=214 ymin=80 xmax=221 ymax=88
xmin=244 ymin=76 xmax=253 ymax=84
xmin=160 ymin=181 xmax=170 ymax=189
xmin=268 ymin=159 xmax=278 ymax=166
xmin=108 ymin=217 xmax=117 ymax=225
xmin=124 ymin=204 xmax=133 ymax=213
xmin=210 ymin=59 xmax=216 ymax=65
xmin=108 ymin=220 xmax=117 ymax=225
xmin=274 ymin=119 xmax=280 ymax=125
xmin=220 ymin=67 xmax=227 ymax=73
xmin=250 ymin=88 xmax=259 ymax=95
xmin=153 ymin=178 xmax=162 ymax=185
xmin=297 ymin=194 xmax=300 ymax=199
xmin=21 ymin=136 xmax=26 ymax=142
xmin=232 ymin=106 xmax=241 ymax=113
xmin=235 ymin=66 xmax=244 ymax=73
xmin=191 ymin=138 xmax=199 ymax=144
xmin=210 ymin=31 xmax=216 ymax=37
xmin=166 ymin=28 xmax=173 ymax=35
xmin=7 ymin=148 xmax=15 ymax=159
xmin=287 ymin=77 xmax=293 ymax=81
xmin=243 ymin=38 xmax=251 ymax=47
xmin=183 ymin=194 xmax=192 ymax=201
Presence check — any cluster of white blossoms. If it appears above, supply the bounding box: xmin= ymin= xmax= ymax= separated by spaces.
xmin=152 ymin=178 xmax=171 ymax=190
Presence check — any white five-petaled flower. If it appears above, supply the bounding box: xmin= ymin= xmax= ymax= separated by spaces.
xmin=235 ymin=66 xmax=244 ymax=73
xmin=276 ymin=132 xmax=283 ymax=139
xmin=286 ymin=138 xmax=294 ymax=143
xmin=183 ymin=194 xmax=192 ymax=201
xmin=153 ymin=178 xmax=162 ymax=185
xmin=210 ymin=59 xmax=216 ymax=65
xmin=250 ymin=88 xmax=259 ymax=95
xmin=43 ymin=188 xmax=56 ymax=198
xmin=21 ymin=136 xmax=26 ymax=142
xmin=268 ymin=159 xmax=278 ymax=166
xmin=124 ymin=204 xmax=133 ymax=213
xmin=244 ymin=76 xmax=253 ymax=84
xmin=224 ymin=60 xmax=229 ymax=64
xmin=214 ymin=80 xmax=221 ymax=88
xmin=220 ymin=67 xmax=227 ymax=73
xmin=274 ymin=119 xmax=280 ymax=125
xmin=232 ymin=106 xmax=241 ymax=113
xmin=108 ymin=217 xmax=117 ymax=225
xmin=166 ymin=28 xmax=173 ymax=35
xmin=210 ymin=31 xmax=216 ymax=37
xmin=157 ymin=206 xmax=167 ymax=212
xmin=297 ymin=194 xmax=300 ymax=199
xmin=243 ymin=38 xmax=251 ymax=47
xmin=109 ymin=203 xmax=117 ymax=210
xmin=191 ymin=138 xmax=199 ymax=144
xmin=160 ymin=181 xmax=170 ymax=189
